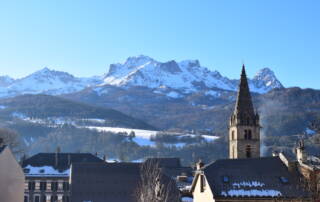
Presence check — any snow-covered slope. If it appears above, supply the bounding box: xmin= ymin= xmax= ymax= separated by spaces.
xmin=0 ymin=68 xmax=100 ymax=97
xmin=102 ymin=55 xmax=283 ymax=94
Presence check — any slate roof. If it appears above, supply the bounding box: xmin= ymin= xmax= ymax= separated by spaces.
xmin=22 ymin=153 xmax=104 ymax=171
xmin=144 ymin=157 xmax=181 ymax=168
xmin=70 ymin=162 xmax=141 ymax=202
xmin=202 ymin=156 xmax=310 ymax=199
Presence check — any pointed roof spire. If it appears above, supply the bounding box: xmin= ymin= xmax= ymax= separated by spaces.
xmin=234 ymin=65 xmax=255 ymax=122
xmin=241 ymin=64 xmax=246 ymax=75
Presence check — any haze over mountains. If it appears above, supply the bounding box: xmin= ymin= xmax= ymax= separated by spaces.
xmin=0 ymin=55 xmax=283 ymax=98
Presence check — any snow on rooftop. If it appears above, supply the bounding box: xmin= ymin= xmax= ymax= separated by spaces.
xmin=306 ymin=127 xmax=316 ymax=135
xmin=221 ymin=189 xmax=282 ymax=197
xmin=24 ymin=165 xmax=70 ymax=177
xmin=232 ymin=181 xmax=265 ymax=188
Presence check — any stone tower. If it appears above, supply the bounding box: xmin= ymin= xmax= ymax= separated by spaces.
xmin=229 ymin=65 xmax=260 ymax=159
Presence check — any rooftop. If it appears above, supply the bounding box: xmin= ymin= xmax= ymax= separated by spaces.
xmin=202 ymin=156 xmax=310 ymax=198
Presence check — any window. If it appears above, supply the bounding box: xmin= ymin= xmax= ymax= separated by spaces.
xmin=62 ymin=196 xmax=69 ymax=202
xmin=41 ymin=195 xmax=46 ymax=202
xmin=63 ymin=182 xmax=69 ymax=191
xmin=222 ymin=176 xmax=229 ymax=183
xmin=279 ymin=176 xmax=289 ymax=184
xmin=28 ymin=181 xmax=35 ymax=191
xmin=51 ymin=195 xmax=58 ymax=202
xmin=24 ymin=196 xmax=29 ymax=202
xmin=40 ymin=182 xmax=47 ymax=191
xmin=34 ymin=195 xmax=40 ymax=202
xmin=51 ymin=182 xmax=58 ymax=191
xmin=23 ymin=168 xmax=30 ymax=173
xmin=246 ymin=145 xmax=251 ymax=158
xmin=231 ymin=131 xmax=235 ymax=140
xmin=244 ymin=130 xmax=252 ymax=140
xmin=248 ymin=130 xmax=252 ymax=139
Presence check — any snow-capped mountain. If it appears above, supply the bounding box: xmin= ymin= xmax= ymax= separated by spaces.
xmin=0 ymin=68 xmax=100 ymax=97
xmin=0 ymin=76 xmax=15 ymax=87
xmin=250 ymin=68 xmax=283 ymax=93
xmin=102 ymin=55 xmax=283 ymax=94
xmin=0 ymin=56 xmax=283 ymax=98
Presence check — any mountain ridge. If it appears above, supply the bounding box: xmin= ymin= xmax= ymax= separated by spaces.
xmin=0 ymin=55 xmax=283 ymax=98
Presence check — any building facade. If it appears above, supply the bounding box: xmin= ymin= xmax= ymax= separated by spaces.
xmin=22 ymin=152 xmax=103 ymax=202
xmin=229 ymin=65 xmax=260 ymax=159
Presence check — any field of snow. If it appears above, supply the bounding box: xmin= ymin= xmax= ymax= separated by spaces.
xmin=12 ymin=112 xmax=219 ymax=147
xmin=86 ymin=126 xmax=219 ymax=147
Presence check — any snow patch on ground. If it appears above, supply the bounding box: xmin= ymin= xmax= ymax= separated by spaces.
xmin=205 ymin=90 xmax=221 ymax=97
xmin=86 ymin=126 xmax=219 ymax=147
xmin=166 ymin=91 xmax=182 ymax=98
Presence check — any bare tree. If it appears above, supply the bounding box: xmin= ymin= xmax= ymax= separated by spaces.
xmin=0 ymin=128 xmax=24 ymax=155
xmin=136 ymin=160 xmax=181 ymax=202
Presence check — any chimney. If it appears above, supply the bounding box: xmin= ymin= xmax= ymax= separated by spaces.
xmin=55 ymin=147 xmax=61 ymax=168
xmin=196 ymin=159 xmax=204 ymax=170
xmin=103 ymin=154 xmax=106 ymax=161
xmin=296 ymin=139 xmax=307 ymax=162
xmin=68 ymin=154 xmax=71 ymax=166
xmin=20 ymin=154 xmax=27 ymax=165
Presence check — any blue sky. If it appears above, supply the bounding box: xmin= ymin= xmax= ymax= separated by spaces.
xmin=0 ymin=0 xmax=319 ymax=88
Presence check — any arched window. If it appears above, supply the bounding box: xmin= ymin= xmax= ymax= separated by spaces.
xmin=231 ymin=131 xmax=235 ymax=140
xmin=246 ymin=145 xmax=251 ymax=158
xmin=248 ymin=130 xmax=252 ymax=140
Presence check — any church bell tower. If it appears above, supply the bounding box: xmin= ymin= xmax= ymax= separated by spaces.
xmin=229 ymin=65 xmax=260 ymax=159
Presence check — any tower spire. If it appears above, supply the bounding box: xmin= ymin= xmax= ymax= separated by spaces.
xmin=234 ymin=64 xmax=255 ymax=123
xmin=228 ymin=65 xmax=261 ymax=159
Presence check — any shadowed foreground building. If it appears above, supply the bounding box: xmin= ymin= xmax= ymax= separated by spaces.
xmin=70 ymin=158 xmax=192 ymax=202
xmin=0 ymin=140 xmax=25 ymax=202
xmin=70 ymin=162 xmax=140 ymax=202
